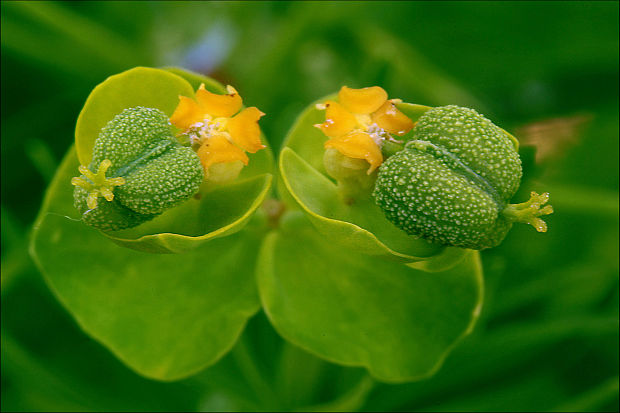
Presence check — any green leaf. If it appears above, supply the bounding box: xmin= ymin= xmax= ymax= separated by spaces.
xmin=164 ymin=66 xmax=227 ymax=94
xmin=256 ymin=212 xmax=483 ymax=383
xmin=70 ymin=67 xmax=273 ymax=252
xmin=29 ymin=149 xmax=263 ymax=380
xmin=279 ymin=96 xmax=446 ymax=262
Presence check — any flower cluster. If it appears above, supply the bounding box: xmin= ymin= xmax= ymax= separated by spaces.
xmin=170 ymin=83 xmax=266 ymax=177
xmin=314 ymin=86 xmax=414 ymax=174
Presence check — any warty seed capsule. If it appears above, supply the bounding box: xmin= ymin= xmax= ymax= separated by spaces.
xmin=373 ymin=105 xmax=552 ymax=250
xmin=73 ymin=107 xmax=204 ymax=231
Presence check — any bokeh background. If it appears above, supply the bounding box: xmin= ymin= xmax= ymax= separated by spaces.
xmin=1 ymin=1 xmax=618 ymax=411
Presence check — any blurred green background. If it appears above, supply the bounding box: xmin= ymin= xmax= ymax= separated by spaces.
xmin=1 ymin=1 xmax=618 ymax=411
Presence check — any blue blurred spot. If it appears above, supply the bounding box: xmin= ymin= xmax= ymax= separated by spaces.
xmin=181 ymin=22 xmax=236 ymax=74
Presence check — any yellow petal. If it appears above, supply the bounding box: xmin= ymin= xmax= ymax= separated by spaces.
xmin=197 ymin=136 xmax=249 ymax=171
xmin=195 ymin=83 xmax=243 ymax=118
xmin=227 ymin=107 xmax=266 ymax=153
xmin=324 ymin=132 xmax=383 ymax=174
xmin=314 ymin=100 xmax=357 ymax=138
xmin=371 ymin=101 xmax=414 ymax=136
xmin=170 ymin=95 xmax=206 ymax=129
xmin=338 ymin=86 xmax=388 ymax=114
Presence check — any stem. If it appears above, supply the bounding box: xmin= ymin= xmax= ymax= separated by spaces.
xmin=262 ymin=199 xmax=286 ymax=228
xmin=275 ymin=341 xmax=325 ymax=408
xmin=232 ymin=335 xmax=279 ymax=410
xmin=296 ymin=374 xmax=375 ymax=412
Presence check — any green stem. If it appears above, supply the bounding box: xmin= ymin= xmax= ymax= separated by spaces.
xmin=296 ymin=374 xmax=375 ymax=412
xmin=231 ymin=335 xmax=279 ymax=410
xmin=275 ymin=341 xmax=325 ymax=409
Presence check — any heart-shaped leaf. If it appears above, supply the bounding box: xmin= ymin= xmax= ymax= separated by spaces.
xmin=256 ymin=212 xmax=483 ymax=383
xmin=71 ymin=67 xmax=273 ymax=252
xmin=279 ymin=96 xmax=447 ymax=262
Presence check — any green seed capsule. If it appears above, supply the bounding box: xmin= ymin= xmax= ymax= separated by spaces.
xmin=373 ymin=105 xmax=552 ymax=250
xmin=72 ymin=107 xmax=204 ymax=231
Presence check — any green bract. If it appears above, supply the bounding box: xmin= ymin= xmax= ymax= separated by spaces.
xmin=374 ymin=105 xmax=551 ymax=250
xmin=29 ymin=66 xmax=274 ymax=378
xmin=73 ymin=107 xmax=204 ymax=231
xmin=257 ymin=212 xmax=483 ymax=383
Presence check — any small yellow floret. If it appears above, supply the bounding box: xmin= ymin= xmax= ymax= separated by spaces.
xmin=316 ymin=86 xmax=413 ymax=173
xmin=170 ymin=83 xmax=265 ymax=176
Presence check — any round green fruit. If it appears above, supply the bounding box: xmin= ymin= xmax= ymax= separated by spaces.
xmin=373 ymin=105 xmax=551 ymax=250
xmin=73 ymin=107 xmax=204 ymax=231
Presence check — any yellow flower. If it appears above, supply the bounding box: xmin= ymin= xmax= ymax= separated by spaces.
xmin=170 ymin=83 xmax=265 ymax=173
xmin=315 ymin=86 xmax=414 ymax=174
